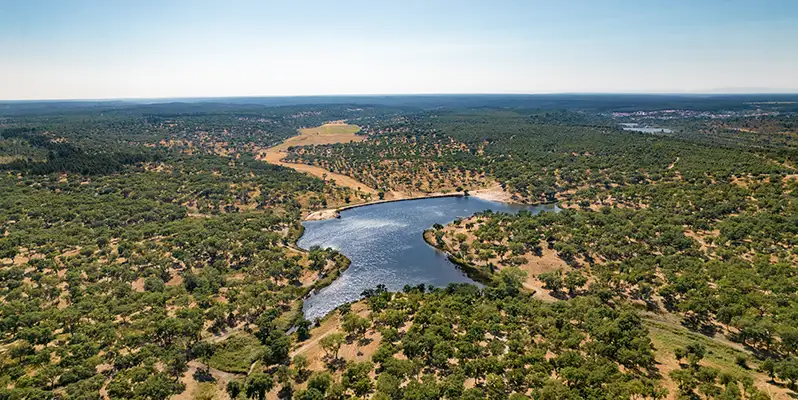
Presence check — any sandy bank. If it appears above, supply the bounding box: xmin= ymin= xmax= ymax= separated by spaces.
xmin=301 ymin=185 xmax=545 ymax=222
xmin=303 ymin=192 xmax=467 ymax=221
xmin=469 ymin=184 xmax=515 ymax=203
xmin=305 ymin=209 xmax=340 ymax=221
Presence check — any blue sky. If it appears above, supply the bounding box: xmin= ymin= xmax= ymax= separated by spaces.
xmin=1 ymin=0 xmax=797 ymax=99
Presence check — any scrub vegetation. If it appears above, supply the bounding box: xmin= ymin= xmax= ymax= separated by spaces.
xmin=1 ymin=95 xmax=797 ymax=399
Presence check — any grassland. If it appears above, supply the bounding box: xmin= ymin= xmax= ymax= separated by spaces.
xmin=259 ymin=123 xmax=378 ymax=196
xmin=271 ymin=123 xmax=365 ymax=152
xmin=208 ymin=333 xmax=265 ymax=373
xmin=645 ymin=313 xmax=793 ymax=399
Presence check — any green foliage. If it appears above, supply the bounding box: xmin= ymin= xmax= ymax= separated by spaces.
xmin=0 ymin=104 xmax=372 ymax=398
xmin=306 ymin=371 xmax=333 ymax=395
xmin=341 ymin=361 xmax=374 ymax=397
xmin=357 ymin=286 xmax=665 ymax=399
xmin=226 ymin=379 xmax=243 ymax=399
xmin=245 ymin=372 xmax=274 ymax=400
xmin=2 ymin=98 xmax=796 ymax=400
xmin=319 ymin=333 xmax=345 ymax=362
xmin=341 ymin=312 xmax=370 ymax=342
xmin=209 ymin=333 xmax=265 ymax=373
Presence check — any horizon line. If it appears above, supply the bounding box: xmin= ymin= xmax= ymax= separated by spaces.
xmin=3 ymin=91 xmax=798 ymax=103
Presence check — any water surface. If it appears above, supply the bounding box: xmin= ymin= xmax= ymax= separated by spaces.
xmin=299 ymin=196 xmax=557 ymax=320
xmin=620 ymin=123 xmax=673 ymax=133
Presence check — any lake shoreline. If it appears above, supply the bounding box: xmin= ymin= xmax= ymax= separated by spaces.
xmin=422 ymin=229 xmax=494 ymax=285
xmin=298 ymin=196 xmax=559 ymax=320
xmin=305 ymin=192 xmax=466 ymax=221
xmin=304 ymin=187 xmax=554 ymax=221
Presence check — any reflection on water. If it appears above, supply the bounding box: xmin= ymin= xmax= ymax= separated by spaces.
xmin=299 ymin=196 xmax=557 ymax=320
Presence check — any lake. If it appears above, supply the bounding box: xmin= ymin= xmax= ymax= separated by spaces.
xmin=299 ymin=196 xmax=558 ymax=320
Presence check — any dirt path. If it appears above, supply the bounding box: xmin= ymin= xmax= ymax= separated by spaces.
xmin=205 ymin=323 xmax=247 ymax=344
xmin=259 ymin=123 xmax=378 ymax=194
xmin=291 ymin=328 xmax=336 ymax=358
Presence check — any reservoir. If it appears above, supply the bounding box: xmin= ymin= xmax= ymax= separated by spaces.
xmin=299 ymin=196 xmax=558 ymax=320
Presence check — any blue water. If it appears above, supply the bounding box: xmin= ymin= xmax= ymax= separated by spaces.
xmin=299 ymin=196 xmax=558 ymax=320
xmin=620 ymin=123 xmax=673 ymax=133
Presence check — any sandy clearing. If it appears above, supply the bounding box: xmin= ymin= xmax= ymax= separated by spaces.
xmin=264 ymin=149 xmax=378 ymax=194
xmin=264 ymin=123 xmax=364 ymax=154
xmin=470 ymin=184 xmax=515 ymax=203
xmin=291 ymin=302 xmax=375 ymax=371
xmin=303 ymin=192 xmax=466 ymax=221
xmin=684 ymin=229 xmax=719 ymax=254
xmin=166 ymin=272 xmax=184 ymax=287
xmin=514 ymin=244 xmax=571 ymax=301
xmin=131 ymin=277 xmax=146 ymax=293
xmin=305 ymin=209 xmax=340 ymax=221
xmin=783 ymin=173 xmax=798 ymax=182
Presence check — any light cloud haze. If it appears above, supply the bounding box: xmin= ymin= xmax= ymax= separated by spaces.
xmin=1 ymin=0 xmax=797 ymax=100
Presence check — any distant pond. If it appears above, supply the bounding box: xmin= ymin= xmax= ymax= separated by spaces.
xmin=620 ymin=123 xmax=673 ymax=133
xmin=299 ymin=196 xmax=558 ymax=320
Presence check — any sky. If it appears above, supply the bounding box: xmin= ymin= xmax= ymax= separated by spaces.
xmin=1 ymin=0 xmax=797 ymax=100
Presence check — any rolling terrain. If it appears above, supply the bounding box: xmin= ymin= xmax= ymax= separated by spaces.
xmin=1 ymin=96 xmax=797 ymax=399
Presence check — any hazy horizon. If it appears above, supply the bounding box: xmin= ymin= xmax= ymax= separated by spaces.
xmin=5 ymin=92 xmax=798 ymax=104
xmin=2 ymin=0 xmax=798 ymax=100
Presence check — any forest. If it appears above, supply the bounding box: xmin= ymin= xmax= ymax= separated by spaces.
xmin=1 ymin=96 xmax=797 ymax=399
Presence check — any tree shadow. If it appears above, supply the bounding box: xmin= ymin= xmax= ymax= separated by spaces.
xmin=295 ymin=369 xmax=311 ymax=383
xmin=763 ymin=379 xmax=798 ymax=398
xmin=643 ymin=299 xmax=661 ymax=312
xmin=193 ymin=368 xmax=215 ymax=383
xmin=680 ymin=317 xmax=717 ymax=337
xmin=278 ymin=385 xmax=293 ymax=399
xmin=324 ymin=357 xmax=346 ymax=371
xmin=723 ymin=332 xmax=783 ymax=361
xmin=548 ymin=290 xmax=569 ymax=300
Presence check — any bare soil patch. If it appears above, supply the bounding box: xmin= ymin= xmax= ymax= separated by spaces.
xmin=470 ymin=184 xmax=515 ymax=203
xmin=304 ymin=209 xmax=340 ymax=221
xmin=131 ymin=277 xmax=146 ymax=292
xmin=290 ymin=302 xmax=379 ymax=372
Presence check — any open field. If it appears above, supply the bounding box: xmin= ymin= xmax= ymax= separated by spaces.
xmin=271 ymin=123 xmax=365 ymax=152
xmin=0 ymin=155 xmax=27 ymax=164
xmin=259 ymin=123 xmax=378 ymax=195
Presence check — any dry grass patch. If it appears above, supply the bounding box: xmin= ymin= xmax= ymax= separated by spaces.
xmin=291 ymin=302 xmax=379 ymax=372
xmin=646 ymin=315 xmax=795 ymax=399
xmin=270 ymin=123 xmax=364 ymax=153
xmin=437 ymin=218 xmax=570 ymax=301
